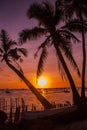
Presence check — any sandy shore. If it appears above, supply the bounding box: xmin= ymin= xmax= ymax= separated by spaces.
xmin=54 ymin=120 xmax=87 ymax=130
xmin=0 ymin=119 xmax=87 ymax=130
xmin=1 ymin=108 xmax=87 ymax=130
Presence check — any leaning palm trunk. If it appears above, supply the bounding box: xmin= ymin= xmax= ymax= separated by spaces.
xmin=79 ymin=10 xmax=86 ymax=98
xmin=55 ymin=46 xmax=81 ymax=106
xmin=6 ymin=61 xmax=53 ymax=109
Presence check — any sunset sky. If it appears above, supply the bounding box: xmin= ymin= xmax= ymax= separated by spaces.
xmin=0 ymin=0 xmax=87 ymax=89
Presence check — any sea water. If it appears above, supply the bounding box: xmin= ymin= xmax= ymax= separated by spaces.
xmin=0 ymin=88 xmax=85 ymax=112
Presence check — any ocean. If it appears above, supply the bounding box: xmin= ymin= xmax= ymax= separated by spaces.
xmin=0 ymin=88 xmax=85 ymax=113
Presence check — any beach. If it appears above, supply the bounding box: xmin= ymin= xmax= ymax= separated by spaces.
xmin=0 ymin=117 xmax=87 ymax=130
xmin=54 ymin=120 xmax=87 ymax=130
xmin=0 ymin=89 xmax=87 ymax=130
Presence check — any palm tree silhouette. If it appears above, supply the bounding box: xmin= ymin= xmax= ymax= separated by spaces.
xmin=19 ymin=1 xmax=81 ymax=106
xmin=0 ymin=29 xmax=53 ymax=109
xmin=59 ymin=0 xmax=87 ymax=98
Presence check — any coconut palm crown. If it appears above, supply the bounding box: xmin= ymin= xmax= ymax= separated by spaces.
xmin=0 ymin=29 xmax=53 ymax=109
xmin=19 ymin=1 xmax=82 ymax=106
xmin=58 ymin=0 xmax=87 ymax=98
xmin=0 ymin=29 xmax=27 ymax=71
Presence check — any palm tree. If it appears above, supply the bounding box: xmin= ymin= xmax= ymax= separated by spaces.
xmin=59 ymin=0 xmax=87 ymax=98
xmin=0 ymin=29 xmax=53 ymax=109
xmin=19 ymin=1 xmax=81 ymax=106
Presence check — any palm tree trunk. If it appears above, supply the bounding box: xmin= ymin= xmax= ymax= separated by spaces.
xmin=55 ymin=46 xmax=81 ymax=106
xmin=79 ymin=10 xmax=86 ymax=98
xmin=6 ymin=61 xmax=53 ymax=109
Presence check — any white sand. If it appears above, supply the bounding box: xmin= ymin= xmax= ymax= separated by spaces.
xmin=54 ymin=120 xmax=87 ymax=130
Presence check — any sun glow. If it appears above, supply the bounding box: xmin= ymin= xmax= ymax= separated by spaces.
xmin=37 ymin=77 xmax=47 ymax=87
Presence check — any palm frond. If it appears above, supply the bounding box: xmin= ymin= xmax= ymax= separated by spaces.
xmin=0 ymin=30 xmax=9 ymax=43
xmin=0 ymin=29 xmax=17 ymax=53
xmin=82 ymin=8 xmax=87 ymax=17
xmin=59 ymin=28 xmax=80 ymax=43
xmin=0 ymin=48 xmax=3 ymax=53
xmin=1 ymin=57 xmax=5 ymax=62
xmin=0 ymin=30 xmax=10 ymax=52
xmin=42 ymin=0 xmax=54 ymax=16
xmin=0 ymin=54 xmax=3 ymax=57
xmin=60 ymin=42 xmax=80 ymax=76
xmin=17 ymin=48 xmax=28 ymax=57
xmin=57 ymin=58 xmax=66 ymax=80
xmin=62 ymin=19 xmax=87 ymax=32
xmin=27 ymin=2 xmax=44 ymax=19
xmin=80 ymin=1 xmax=87 ymax=17
xmin=63 ymin=0 xmax=82 ymax=19
xmin=8 ymin=49 xmax=21 ymax=61
xmin=19 ymin=27 xmax=46 ymax=44
xmin=55 ymin=0 xmax=64 ymax=24
xmin=36 ymin=46 xmax=48 ymax=78
xmin=27 ymin=2 xmax=55 ymax=27
xmin=34 ymin=36 xmax=51 ymax=58
xmin=27 ymin=2 xmax=48 ymax=26
xmin=63 ymin=3 xmax=74 ymax=20
xmin=7 ymin=40 xmax=17 ymax=50
xmin=8 ymin=47 xmax=27 ymax=62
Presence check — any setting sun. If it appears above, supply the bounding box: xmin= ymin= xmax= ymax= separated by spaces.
xmin=37 ymin=77 xmax=47 ymax=87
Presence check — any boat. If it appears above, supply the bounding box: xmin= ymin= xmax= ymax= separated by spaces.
xmin=38 ymin=88 xmax=47 ymax=94
xmin=5 ymin=89 xmax=10 ymax=94
xmin=64 ymin=88 xmax=70 ymax=93
xmin=22 ymin=106 xmax=77 ymax=120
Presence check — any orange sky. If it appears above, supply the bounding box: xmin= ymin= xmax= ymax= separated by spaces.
xmin=0 ymin=41 xmax=87 ymax=89
xmin=0 ymin=0 xmax=87 ymax=89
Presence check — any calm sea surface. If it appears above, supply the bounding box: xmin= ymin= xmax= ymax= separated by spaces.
xmin=0 ymin=88 xmax=86 ymax=112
